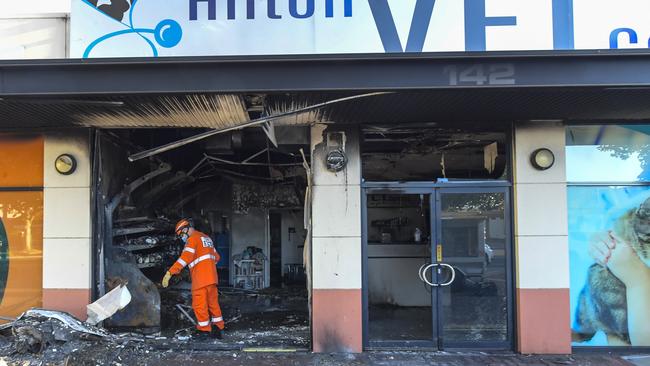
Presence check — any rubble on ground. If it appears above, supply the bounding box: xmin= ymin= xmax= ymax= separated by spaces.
xmin=0 ymin=308 xmax=164 ymax=365
xmin=160 ymin=286 xmax=310 ymax=348
xmin=0 ymin=286 xmax=310 ymax=365
xmin=10 ymin=309 xmax=110 ymax=353
xmin=0 ymin=308 xmax=155 ymax=365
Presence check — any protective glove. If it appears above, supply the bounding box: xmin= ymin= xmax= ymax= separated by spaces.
xmin=162 ymin=271 xmax=172 ymax=288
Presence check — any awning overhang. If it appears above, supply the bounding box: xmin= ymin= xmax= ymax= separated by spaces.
xmin=3 ymin=50 xmax=650 ymax=95
xmin=3 ymin=51 xmax=650 ymax=130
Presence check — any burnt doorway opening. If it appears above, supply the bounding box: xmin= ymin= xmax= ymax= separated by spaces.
xmin=94 ymin=125 xmax=311 ymax=350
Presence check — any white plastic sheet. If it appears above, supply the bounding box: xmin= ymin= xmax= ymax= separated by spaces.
xmin=86 ymin=284 xmax=132 ymax=325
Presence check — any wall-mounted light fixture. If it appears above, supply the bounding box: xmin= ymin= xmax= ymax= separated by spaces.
xmin=530 ymin=148 xmax=555 ymax=171
xmin=325 ymin=131 xmax=347 ymax=172
xmin=326 ymin=149 xmax=347 ymax=172
xmin=55 ymin=154 xmax=77 ymax=175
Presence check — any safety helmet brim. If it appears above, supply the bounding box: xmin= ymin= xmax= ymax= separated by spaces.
xmin=175 ymin=219 xmax=192 ymax=235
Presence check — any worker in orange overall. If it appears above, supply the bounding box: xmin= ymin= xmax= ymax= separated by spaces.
xmin=162 ymin=218 xmax=224 ymax=339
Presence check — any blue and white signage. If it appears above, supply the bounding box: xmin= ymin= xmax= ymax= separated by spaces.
xmin=71 ymin=0 xmax=650 ymax=58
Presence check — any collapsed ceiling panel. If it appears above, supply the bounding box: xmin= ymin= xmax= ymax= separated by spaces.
xmin=77 ymin=94 xmax=250 ymax=128
xmin=0 ymin=94 xmax=250 ymax=129
xmin=264 ymin=95 xmax=330 ymax=126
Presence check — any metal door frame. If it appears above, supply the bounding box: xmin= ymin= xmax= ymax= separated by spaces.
xmin=362 ymin=181 xmax=514 ymax=351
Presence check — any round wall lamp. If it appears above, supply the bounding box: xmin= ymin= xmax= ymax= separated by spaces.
xmin=530 ymin=148 xmax=555 ymax=170
xmin=55 ymin=154 xmax=77 ymax=175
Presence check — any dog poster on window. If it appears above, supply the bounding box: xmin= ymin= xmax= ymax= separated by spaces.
xmin=569 ymin=186 xmax=650 ymax=347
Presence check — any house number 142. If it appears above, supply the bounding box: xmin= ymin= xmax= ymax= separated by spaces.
xmin=443 ymin=64 xmax=515 ymax=86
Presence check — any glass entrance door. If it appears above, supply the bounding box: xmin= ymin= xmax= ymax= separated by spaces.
xmin=365 ymin=192 xmax=435 ymax=347
xmin=436 ymin=188 xmax=511 ymax=348
xmin=364 ymin=187 xmax=512 ymax=350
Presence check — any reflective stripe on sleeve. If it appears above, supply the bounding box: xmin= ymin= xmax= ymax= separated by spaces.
xmin=183 ymin=247 xmax=195 ymax=254
xmin=177 ymin=258 xmax=187 ymax=267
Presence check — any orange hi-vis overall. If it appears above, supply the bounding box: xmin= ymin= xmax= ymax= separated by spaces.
xmin=168 ymin=231 xmax=224 ymax=332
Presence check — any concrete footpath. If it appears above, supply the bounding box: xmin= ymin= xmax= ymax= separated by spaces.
xmin=64 ymin=350 xmax=648 ymax=366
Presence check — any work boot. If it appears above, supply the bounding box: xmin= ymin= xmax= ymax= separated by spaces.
xmin=193 ymin=330 xmax=211 ymax=340
xmin=211 ymin=327 xmax=223 ymax=339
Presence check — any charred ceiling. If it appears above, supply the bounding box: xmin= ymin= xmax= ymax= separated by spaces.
xmin=115 ymin=127 xmax=310 ymax=186
xmin=361 ymin=125 xmax=508 ymax=181
xmin=5 ymin=88 xmax=650 ymax=130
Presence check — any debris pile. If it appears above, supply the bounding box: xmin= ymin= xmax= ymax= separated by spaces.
xmin=0 ymin=287 xmax=310 ymax=363
xmin=0 ymin=309 xmax=162 ymax=365
xmin=157 ymin=286 xmax=310 ymax=349
xmin=3 ymin=309 xmax=110 ymax=356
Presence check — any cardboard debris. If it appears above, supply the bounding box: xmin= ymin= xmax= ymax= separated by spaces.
xmin=86 ymin=284 xmax=132 ymax=325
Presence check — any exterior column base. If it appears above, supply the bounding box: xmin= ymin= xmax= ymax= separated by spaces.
xmin=517 ymin=288 xmax=571 ymax=354
xmin=43 ymin=288 xmax=91 ymax=320
xmin=312 ymin=289 xmax=362 ymax=353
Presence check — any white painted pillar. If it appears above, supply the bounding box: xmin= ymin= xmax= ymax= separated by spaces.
xmin=42 ymin=130 xmax=93 ymax=319
xmin=513 ymin=121 xmax=571 ymax=354
xmin=310 ymin=124 xmax=363 ymax=353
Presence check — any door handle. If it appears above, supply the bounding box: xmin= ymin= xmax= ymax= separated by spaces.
xmin=418 ymin=263 xmax=456 ymax=287
xmin=418 ymin=263 xmax=427 ymax=283
xmin=420 ymin=263 xmax=441 ymax=287
xmin=419 ymin=263 xmax=437 ymax=286
xmin=438 ymin=263 xmax=456 ymax=287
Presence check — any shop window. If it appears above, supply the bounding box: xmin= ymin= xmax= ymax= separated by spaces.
xmin=0 ymin=134 xmax=44 ymax=319
xmin=0 ymin=192 xmax=43 ymax=318
xmin=567 ymin=125 xmax=650 ymax=183
xmin=361 ymin=127 xmax=508 ymax=182
xmin=567 ymin=124 xmax=650 ymax=347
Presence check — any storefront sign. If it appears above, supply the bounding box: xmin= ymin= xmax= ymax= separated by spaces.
xmin=71 ymin=0 xmax=650 ymax=58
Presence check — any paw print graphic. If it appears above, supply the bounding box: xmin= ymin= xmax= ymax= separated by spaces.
xmin=86 ymin=0 xmax=132 ymax=22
